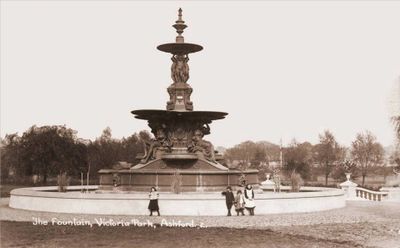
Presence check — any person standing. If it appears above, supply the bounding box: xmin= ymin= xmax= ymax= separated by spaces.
xmin=244 ymin=184 xmax=255 ymax=216
xmin=221 ymin=186 xmax=235 ymax=216
xmin=234 ymin=190 xmax=245 ymax=216
xmin=148 ymin=187 xmax=160 ymax=216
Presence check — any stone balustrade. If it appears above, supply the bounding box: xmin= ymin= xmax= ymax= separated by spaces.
xmin=355 ymin=187 xmax=388 ymax=201
xmin=339 ymin=174 xmax=394 ymax=202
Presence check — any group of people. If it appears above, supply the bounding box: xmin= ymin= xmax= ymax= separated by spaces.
xmin=147 ymin=184 xmax=256 ymax=217
xmin=222 ymin=184 xmax=256 ymax=216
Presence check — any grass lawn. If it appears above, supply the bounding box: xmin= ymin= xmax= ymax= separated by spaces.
xmin=0 ymin=221 xmax=361 ymax=248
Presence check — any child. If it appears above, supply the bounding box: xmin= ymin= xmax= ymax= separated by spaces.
xmin=234 ymin=190 xmax=245 ymax=216
xmin=244 ymin=184 xmax=256 ymax=216
xmin=221 ymin=186 xmax=235 ymax=216
xmin=148 ymin=187 xmax=160 ymax=216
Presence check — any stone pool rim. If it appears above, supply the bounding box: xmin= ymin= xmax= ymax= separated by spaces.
xmin=9 ymin=185 xmax=346 ymax=216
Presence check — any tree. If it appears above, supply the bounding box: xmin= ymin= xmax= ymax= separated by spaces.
xmin=351 ymin=131 xmax=384 ymax=186
xmin=390 ymin=150 xmax=400 ymax=165
xmin=314 ymin=130 xmax=344 ymax=186
xmin=18 ymin=125 xmax=86 ymax=183
xmin=282 ymin=140 xmax=313 ymax=181
xmin=86 ymin=128 xmax=147 ymax=175
xmin=389 ymin=148 xmax=400 ymax=176
xmin=120 ymin=134 xmax=143 ymax=164
xmin=2 ymin=125 xmax=151 ymax=184
xmin=393 ymin=116 xmax=400 ymax=142
xmin=86 ymin=127 xmax=120 ymax=174
xmin=1 ymin=133 xmax=22 ymax=181
xmin=224 ymin=141 xmax=258 ymax=170
xmin=138 ymin=130 xmax=152 ymax=143
xmin=331 ymin=160 xmax=358 ymax=182
xmin=224 ymin=141 xmax=280 ymax=171
xmin=257 ymin=141 xmax=281 ymax=164
xmin=390 ymin=77 xmax=400 ymax=143
xmin=389 ymin=77 xmax=400 ymax=170
xmin=392 ymin=117 xmax=400 ymax=171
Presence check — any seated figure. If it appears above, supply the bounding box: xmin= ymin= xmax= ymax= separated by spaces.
xmin=188 ymin=129 xmax=216 ymax=162
xmin=141 ymin=129 xmax=171 ymax=164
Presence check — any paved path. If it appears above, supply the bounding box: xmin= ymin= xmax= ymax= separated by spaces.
xmin=1 ymin=198 xmax=399 ymax=227
xmin=1 ymin=198 xmax=400 ymax=247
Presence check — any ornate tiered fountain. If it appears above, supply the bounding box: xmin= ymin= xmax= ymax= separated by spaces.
xmin=98 ymin=9 xmax=259 ymax=192
xmin=9 ymin=10 xmax=347 ymax=215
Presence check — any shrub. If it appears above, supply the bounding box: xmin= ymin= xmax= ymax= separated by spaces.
xmin=57 ymin=172 xmax=69 ymax=192
xmin=290 ymin=172 xmax=304 ymax=192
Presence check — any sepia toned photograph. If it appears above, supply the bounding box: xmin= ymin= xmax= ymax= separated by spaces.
xmin=1 ymin=1 xmax=400 ymax=247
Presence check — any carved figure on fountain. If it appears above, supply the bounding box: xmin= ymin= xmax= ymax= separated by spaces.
xmin=141 ymin=128 xmax=171 ymax=164
xmin=171 ymin=54 xmax=189 ymax=84
xmin=188 ymin=129 xmax=216 ymax=162
xmin=166 ymin=48 xmax=193 ymax=111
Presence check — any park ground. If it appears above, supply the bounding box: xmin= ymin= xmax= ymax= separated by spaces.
xmin=1 ymin=195 xmax=399 ymax=248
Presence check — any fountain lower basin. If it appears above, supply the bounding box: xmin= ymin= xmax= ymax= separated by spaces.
xmin=9 ymin=186 xmax=345 ymax=216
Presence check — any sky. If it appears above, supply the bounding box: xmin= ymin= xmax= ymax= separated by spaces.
xmin=1 ymin=1 xmax=400 ymax=148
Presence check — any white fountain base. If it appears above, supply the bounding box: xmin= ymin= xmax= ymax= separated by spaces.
xmin=9 ymin=186 xmax=346 ymax=216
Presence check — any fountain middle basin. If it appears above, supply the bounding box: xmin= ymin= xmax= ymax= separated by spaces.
xmin=9 ymin=186 xmax=345 ymax=216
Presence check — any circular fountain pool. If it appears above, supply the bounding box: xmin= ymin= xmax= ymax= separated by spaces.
xmin=9 ymin=185 xmax=345 ymax=216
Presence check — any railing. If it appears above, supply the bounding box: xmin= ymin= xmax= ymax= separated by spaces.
xmin=356 ymin=187 xmax=388 ymax=201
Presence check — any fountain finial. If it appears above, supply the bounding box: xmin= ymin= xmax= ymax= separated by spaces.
xmin=173 ymin=8 xmax=187 ymax=43
xmin=178 ymin=8 xmax=183 ymax=21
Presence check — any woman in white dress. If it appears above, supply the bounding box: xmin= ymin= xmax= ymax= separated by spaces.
xmin=244 ymin=184 xmax=255 ymax=216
